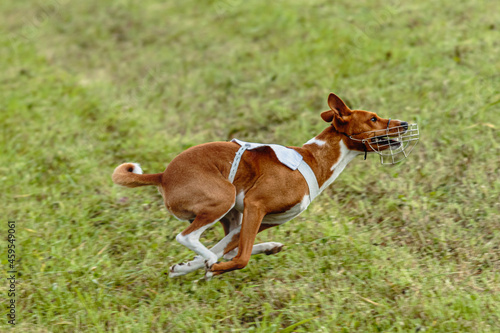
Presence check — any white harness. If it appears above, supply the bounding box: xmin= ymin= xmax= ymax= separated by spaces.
xmin=229 ymin=139 xmax=320 ymax=203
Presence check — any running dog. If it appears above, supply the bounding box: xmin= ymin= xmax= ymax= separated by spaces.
xmin=112 ymin=93 xmax=418 ymax=279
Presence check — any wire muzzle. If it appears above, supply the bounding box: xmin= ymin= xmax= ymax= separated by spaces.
xmin=348 ymin=123 xmax=419 ymax=164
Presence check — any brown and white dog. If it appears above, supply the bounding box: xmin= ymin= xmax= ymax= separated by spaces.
xmin=112 ymin=93 xmax=410 ymax=279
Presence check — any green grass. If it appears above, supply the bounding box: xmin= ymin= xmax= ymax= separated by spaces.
xmin=1 ymin=0 xmax=499 ymax=331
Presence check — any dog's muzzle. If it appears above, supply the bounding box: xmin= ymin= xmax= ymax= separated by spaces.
xmin=349 ymin=123 xmax=419 ymax=164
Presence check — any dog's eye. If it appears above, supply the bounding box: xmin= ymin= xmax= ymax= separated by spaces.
xmin=371 ymin=117 xmax=377 ymax=122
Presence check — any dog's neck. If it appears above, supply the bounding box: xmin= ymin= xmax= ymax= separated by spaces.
xmin=298 ymin=126 xmax=362 ymax=192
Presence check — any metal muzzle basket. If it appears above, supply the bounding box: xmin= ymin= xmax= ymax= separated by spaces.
xmin=350 ymin=123 xmax=419 ymax=164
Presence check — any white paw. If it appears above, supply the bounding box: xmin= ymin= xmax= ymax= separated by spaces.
xmin=265 ymin=243 xmax=284 ymax=255
xmin=204 ymin=270 xmax=214 ymax=281
xmin=169 ymin=271 xmax=186 ymax=278
xmin=260 ymin=242 xmax=284 ymax=255
xmin=169 ymin=258 xmax=205 ymax=277
xmin=204 ymin=257 xmax=217 ymax=270
xmin=169 ymin=264 xmax=188 ymax=278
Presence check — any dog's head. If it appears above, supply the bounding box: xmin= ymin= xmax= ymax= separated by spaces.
xmin=321 ymin=93 xmax=409 ymax=153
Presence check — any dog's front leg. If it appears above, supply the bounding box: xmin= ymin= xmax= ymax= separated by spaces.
xmin=223 ymin=242 xmax=284 ymax=259
xmin=222 ymin=223 xmax=283 ymax=259
xmin=207 ymin=201 xmax=266 ymax=278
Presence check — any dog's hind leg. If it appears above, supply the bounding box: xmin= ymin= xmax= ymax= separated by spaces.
xmin=170 ymin=228 xmax=241 ymax=277
xmin=169 ymin=256 xmax=204 ymax=277
xmin=168 ymin=176 xmax=236 ymax=276
xmin=169 ymin=215 xmax=220 ymax=277
xmin=220 ymin=209 xmax=242 ymax=236
xmin=170 ymin=218 xmax=284 ymax=277
xmin=169 ymin=209 xmax=242 ymax=277
xmin=209 ymin=209 xmax=242 ymax=257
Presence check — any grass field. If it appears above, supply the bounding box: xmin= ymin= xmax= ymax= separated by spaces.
xmin=1 ymin=0 xmax=500 ymax=331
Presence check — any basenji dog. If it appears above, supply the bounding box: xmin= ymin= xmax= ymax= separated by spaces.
xmin=112 ymin=93 xmax=419 ymax=279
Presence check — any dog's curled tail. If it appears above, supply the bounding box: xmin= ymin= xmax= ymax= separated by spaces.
xmin=112 ymin=163 xmax=162 ymax=188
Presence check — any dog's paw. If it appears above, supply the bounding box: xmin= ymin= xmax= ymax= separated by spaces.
xmin=169 ymin=271 xmax=185 ymax=278
xmin=204 ymin=258 xmax=218 ymax=270
xmin=264 ymin=243 xmax=284 ymax=255
xmin=169 ymin=264 xmax=187 ymax=278
xmin=169 ymin=257 xmax=206 ymax=277
xmin=204 ymin=270 xmax=214 ymax=281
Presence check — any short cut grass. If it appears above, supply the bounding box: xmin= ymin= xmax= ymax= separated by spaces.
xmin=1 ymin=0 xmax=499 ymax=332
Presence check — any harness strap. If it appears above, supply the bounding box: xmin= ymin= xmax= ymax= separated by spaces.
xmin=228 ymin=143 xmax=250 ymax=183
xmin=297 ymin=160 xmax=320 ymax=202
xmin=228 ymin=144 xmax=320 ymax=203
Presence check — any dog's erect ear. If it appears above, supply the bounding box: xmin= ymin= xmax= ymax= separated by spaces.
xmin=321 ymin=93 xmax=351 ymax=124
xmin=327 ymin=93 xmax=352 ymax=117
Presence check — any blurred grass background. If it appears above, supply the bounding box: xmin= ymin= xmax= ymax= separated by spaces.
xmin=1 ymin=0 xmax=499 ymax=332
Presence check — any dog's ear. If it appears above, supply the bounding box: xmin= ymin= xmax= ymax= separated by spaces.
xmin=321 ymin=93 xmax=351 ymax=125
xmin=321 ymin=110 xmax=336 ymax=122
xmin=327 ymin=93 xmax=352 ymax=118
xmin=321 ymin=109 xmax=348 ymax=131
